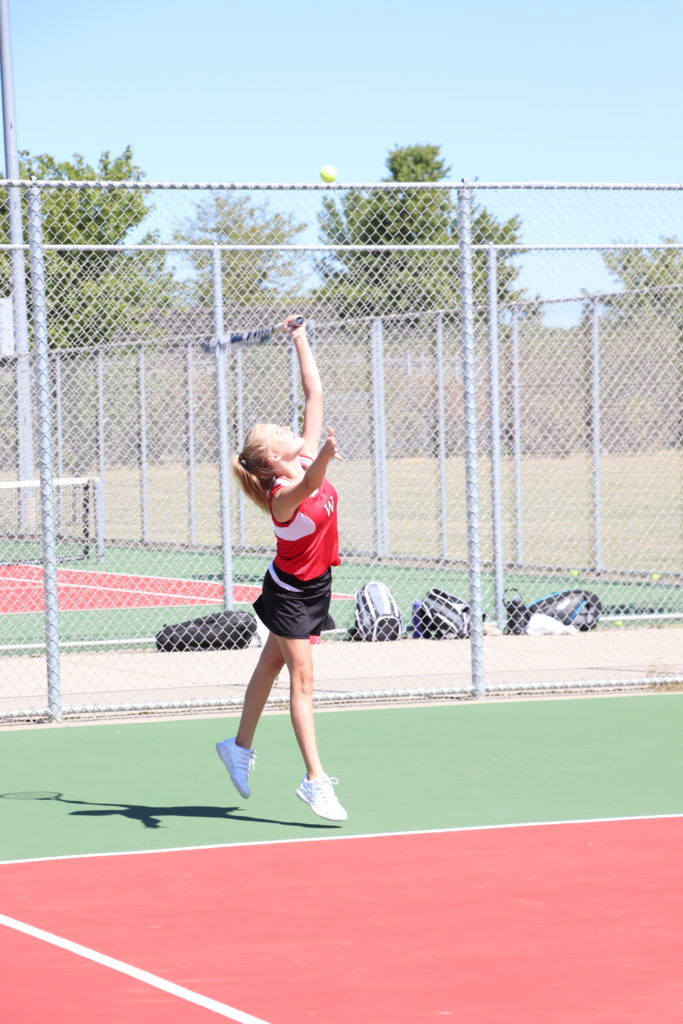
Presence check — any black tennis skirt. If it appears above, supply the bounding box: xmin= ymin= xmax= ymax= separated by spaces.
xmin=253 ymin=563 xmax=333 ymax=640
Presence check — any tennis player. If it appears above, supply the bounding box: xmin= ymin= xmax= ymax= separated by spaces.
xmin=215 ymin=316 xmax=347 ymax=821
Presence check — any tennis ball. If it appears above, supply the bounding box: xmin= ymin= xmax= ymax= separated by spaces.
xmin=320 ymin=164 xmax=337 ymax=183
xmin=651 ymin=572 xmax=661 ymax=581
xmin=569 ymin=569 xmax=580 ymax=578
xmin=614 ymin=620 xmax=624 ymax=628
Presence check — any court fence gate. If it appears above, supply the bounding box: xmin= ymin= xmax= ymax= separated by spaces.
xmin=0 ymin=179 xmax=681 ymax=721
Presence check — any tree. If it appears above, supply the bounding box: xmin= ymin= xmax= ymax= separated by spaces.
xmin=316 ymin=144 xmax=524 ymax=319
xmin=0 ymin=147 xmax=181 ymax=348
xmin=602 ymin=240 xmax=683 ymax=326
xmin=175 ymin=193 xmax=307 ymax=316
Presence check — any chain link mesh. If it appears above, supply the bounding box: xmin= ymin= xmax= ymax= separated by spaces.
xmin=0 ymin=181 xmax=680 ymax=720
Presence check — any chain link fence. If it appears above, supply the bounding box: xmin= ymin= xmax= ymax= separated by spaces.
xmin=0 ymin=180 xmax=681 ymax=721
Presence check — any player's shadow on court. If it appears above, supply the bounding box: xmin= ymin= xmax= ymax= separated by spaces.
xmin=67 ymin=796 xmax=339 ymax=830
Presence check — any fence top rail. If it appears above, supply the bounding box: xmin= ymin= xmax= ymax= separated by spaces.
xmin=3 ymin=178 xmax=683 ymax=192
xmin=4 ymin=241 xmax=683 ymax=254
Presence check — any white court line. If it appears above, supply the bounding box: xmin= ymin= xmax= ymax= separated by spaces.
xmin=0 ymin=568 xmax=355 ymax=606
xmin=0 ymin=913 xmax=271 ymax=1024
xmin=2 ymin=812 xmax=681 ymax=867
xmin=0 ymin=571 xmax=223 ymax=605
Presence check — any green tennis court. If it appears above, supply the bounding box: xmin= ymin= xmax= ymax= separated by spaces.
xmin=1 ymin=693 xmax=682 ymax=1021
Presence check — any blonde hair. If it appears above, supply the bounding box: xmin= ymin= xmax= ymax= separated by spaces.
xmin=231 ymin=423 xmax=277 ymax=511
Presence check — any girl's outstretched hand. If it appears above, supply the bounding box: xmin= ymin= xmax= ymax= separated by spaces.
xmin=285 ymin=315 xmax=306 ymax=340
xmin=323 ymin=425 xmax=344 ymax=462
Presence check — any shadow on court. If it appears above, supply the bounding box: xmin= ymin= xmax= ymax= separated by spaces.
xmin=1 ymin=791 xmax=339 ymax=832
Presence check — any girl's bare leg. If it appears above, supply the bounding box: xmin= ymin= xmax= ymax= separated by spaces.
xmin=235 ymin=631 xmax=285 ymax=750
xmin=276 ymin=635 xmax=324 ymax=778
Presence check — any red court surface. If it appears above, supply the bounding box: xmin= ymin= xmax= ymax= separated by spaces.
xmin=0 ymin=565 xmax=352 ymax=614
xmin=2 ymin=815 xmax=682 ymax=1023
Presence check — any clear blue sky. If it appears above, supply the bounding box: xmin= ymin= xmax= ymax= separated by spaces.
xmin=6 ymin=0 xmax=683 ymax=185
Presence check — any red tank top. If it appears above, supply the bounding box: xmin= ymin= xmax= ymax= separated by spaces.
xmin=269 ymin=457 xmax=340 ymax=580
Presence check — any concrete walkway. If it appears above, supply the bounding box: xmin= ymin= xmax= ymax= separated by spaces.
xmin=1 ymin=626 xmax=681 ymax=719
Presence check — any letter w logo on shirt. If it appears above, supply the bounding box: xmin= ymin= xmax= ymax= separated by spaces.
xmin=323 ymin=497 xmax=335 ymax=517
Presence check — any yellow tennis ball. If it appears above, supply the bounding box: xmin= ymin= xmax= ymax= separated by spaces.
xmin=320 ymin=164 xmax=337 ymax=183
xmin=651 ymin=572 xmax=661 ymax=581
xmin=570 ymin=569 xmax=580 ymax=578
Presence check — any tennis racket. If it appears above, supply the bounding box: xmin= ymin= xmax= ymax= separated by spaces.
xmin=204 ymin=316 xmax=305 ymax=351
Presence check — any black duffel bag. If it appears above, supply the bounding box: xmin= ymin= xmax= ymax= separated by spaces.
xmin=155 ymin=610 xmax=257 ymax=652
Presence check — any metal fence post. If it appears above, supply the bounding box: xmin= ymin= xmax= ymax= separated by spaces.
xmin=26 ymin=182 xmax=61 ymax=721
xmin=457 ymin=183 xmax=485 ymax=699
xmin=510 ymin=306 xmax=524 ymax=565
xmin=234 ymin=344 xmax=246 ymax=547
xmin=96 ymin=347 xmax=106 ymax=532
xmin=1 ymin=0 xmax=34 ymax=491
xmin=138 ymin=345 xmax=148 ymax=545
xmin=185 ymin=341 xmax=197 ymax=546
xmin=590 ymin=298 xmax=603 ymax=572
xmin=487 ymin=246 xmax=506 ymax=630
xmin=435 ymin=312 xmax=449 ymax=559
xmin=212 ymin=245 xmax=234 ymax=611
xmin=371 ymin=317 xmax=389 ymax=557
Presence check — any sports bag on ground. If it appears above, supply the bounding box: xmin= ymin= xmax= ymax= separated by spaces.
xmin=155 ymin=610 xmax=257 ymax=652
xmin=413 ymin=588 xmax=471 ymax=639
xmin=526 ymin=589 xmax=601 ymax=631
xmin=352 ymin=582 xmax=406 ymax=641
xmin=504 ymin=589 xmax=531 ymax=635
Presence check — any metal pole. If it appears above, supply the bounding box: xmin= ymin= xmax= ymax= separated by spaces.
xmin=185 ymin=342 xmax=196 ymax=546
xmin=510 ymin=307 xmax=524 ymax=565
xmin=590 ymin=298 xmax=603 ymax=571
xmin=0 ymin=0 xmax=34 ymax=489
xmin=138 ymin=345 xmax=148 ymax=545
xmin=434 ymin=312 xmax=449 ymax=559
xmin=26 ymin=183 xmax=61 ymax=721
xmin=96 ymin=347 xmax=106 ymax=534
xmin=371 ymin=317 xmax=389 ymax=556
xmin=54 ymin=349 xmax=63 ymax=532
xmin=487 ymin=246 xmax=506 ymax=630
xmin=212 ymin=246 xmax=234 ymax=611
xmin=234 ymin=344 xmax=245 ymax=547
xmin=457 ymin=183 xmax=485 ymax=700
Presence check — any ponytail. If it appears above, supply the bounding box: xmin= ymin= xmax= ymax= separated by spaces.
xmin=231 ymin=424 xmax=276 ymax=511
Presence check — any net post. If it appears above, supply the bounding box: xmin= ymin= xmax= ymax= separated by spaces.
xmin=457 ymin=182 xmax=485 ymax=700
xmin=93 ymin=477 xmax=105 ymax=561
xmin=26 ymin=181 xmax=62 ymax=721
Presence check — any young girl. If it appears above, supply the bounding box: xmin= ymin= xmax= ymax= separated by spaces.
xmin=215 ymin=316 xmax=347 ymax=822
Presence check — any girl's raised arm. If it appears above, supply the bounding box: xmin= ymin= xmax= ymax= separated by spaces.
xmin=286 ymin=316 xmax=323 ymax=458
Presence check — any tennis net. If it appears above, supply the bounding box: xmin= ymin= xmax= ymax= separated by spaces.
xmin=0 ymin=476 xmax=104 ymax=565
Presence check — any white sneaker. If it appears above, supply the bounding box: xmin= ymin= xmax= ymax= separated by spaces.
xmin=296 ymin=774 xmax=348 ymax=822
xmin=216 ymin=738 xmax=256 ymax=799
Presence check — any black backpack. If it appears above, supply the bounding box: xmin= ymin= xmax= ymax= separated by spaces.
xmin=504 ymin=589 xmax=532 ymax=635
xmin=155 ymin=610 xmax=257 ymax=652
xmin=413 ymin=588 xmax=471 ymax=639
xmin=527 ymin=589 xmax=602 ymax=631
xmin=352 ymin=582 xmax=406 ymax=641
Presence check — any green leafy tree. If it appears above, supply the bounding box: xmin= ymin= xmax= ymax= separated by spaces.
xmin=316 ymin=144 xmax=524 ymax=318
xmin=0 ymin=147 xmax=181 ymax=348
xmin=175 ymin=193 xmax=307 ymax=314
xmin=602 ymin=240 xmax=683 ymax=325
